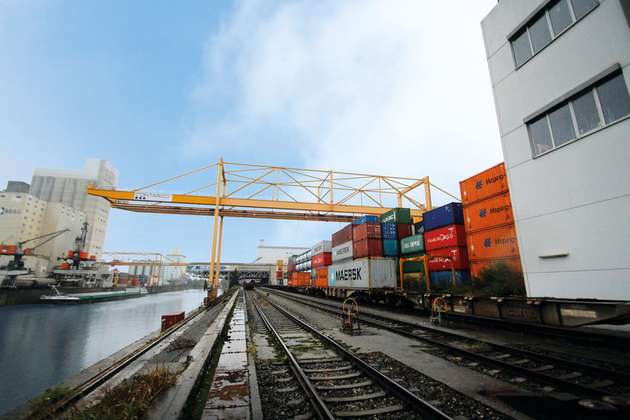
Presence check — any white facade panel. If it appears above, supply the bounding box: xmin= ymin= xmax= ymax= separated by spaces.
xmin=331 ymin=241 xmax=353 ymax=262
xmin=328 ymin=257 xmax=397 ymax=289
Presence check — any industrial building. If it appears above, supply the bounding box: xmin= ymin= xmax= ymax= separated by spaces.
xmin=482 ymin=0 xmax=630 ymax=299
xmin=251 ymin=240 xmax=310 ymax=265
xmin=29 ymin=159 xmax=118 ymax=256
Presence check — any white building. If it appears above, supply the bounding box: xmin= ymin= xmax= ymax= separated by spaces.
xmin=29 ymin=159 xmax=118 ymax=256
xmin=481 ymin=0 xmax=630 ymax=299
xmin=252 ymin=241 xmax=310 ymax=265
xmin=0 ymin=192 xmax=85 ymax=274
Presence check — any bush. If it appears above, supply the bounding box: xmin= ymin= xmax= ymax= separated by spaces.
xmin=473 ymin=262 xmax=526 ymax=296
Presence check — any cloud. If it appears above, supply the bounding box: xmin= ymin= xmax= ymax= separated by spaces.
xmin=186 ymin=0 xmax=501 ymax=245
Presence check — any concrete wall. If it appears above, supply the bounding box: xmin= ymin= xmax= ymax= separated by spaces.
xmin=0 ymin=193 xmax=46 ymax=245
xmin=482 ymin=0 xmax=630 ymax=299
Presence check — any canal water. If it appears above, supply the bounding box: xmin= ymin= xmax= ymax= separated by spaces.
xmin=0 ymin=289 xmax=208 ymax=416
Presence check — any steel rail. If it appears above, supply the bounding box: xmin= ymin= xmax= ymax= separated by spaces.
xmin=33 ymin=292 xmax=233 ymax=420
xmin=251 ymin=291 xmax=452 ymax=419
xmin=265 ymin=288 xmax=630 ymax=399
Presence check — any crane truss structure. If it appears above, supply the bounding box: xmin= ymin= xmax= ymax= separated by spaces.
xmin=87 ymin=159 xmax=434 ymax=299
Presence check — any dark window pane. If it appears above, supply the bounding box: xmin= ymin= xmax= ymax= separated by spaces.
xmin=549 ymin=104 xmax=576 ymax=146
xmin=511 ymin=30 xmax=532 ymax=67
xmin=529 ymin=13 xmax=552 ymax=53
xmin=572 ymin=90 xmax=601 ymax=135
xmin=597 ymin=73 xmax=630 ymax=124
xmin=529 ymin=116 xmax=554 ymax=156
xmin=549 ymin=0 xmax=573 ymax=36
xmin=571 ymin=0 xmax=598 ymax=20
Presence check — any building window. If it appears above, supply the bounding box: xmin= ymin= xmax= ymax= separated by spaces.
xmin=510 ymin=0 xmax=599 ymax=69
xmin=527 ymin=71 xmax=630 ymax=157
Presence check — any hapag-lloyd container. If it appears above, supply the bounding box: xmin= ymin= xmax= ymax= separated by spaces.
xmin=463 ymin=192 xmax=514 ymax=233
xmin=467 ymin=224 xmax=520 ymax=260
xmin=382 ymin=239 xmax=399 ymax=256
xmin=353 ymin=223 xmax=382 ymax=241
xmin=332 ymin=224 xmax=353 ymax=247
xmin=424 ymin=224 xmax=467 ymax=251
xmin=460 ymin=162 xmax=508 ymax=206
xmin=328 ymin=257 xmax=397 ymax=289
xmin=380 ymin=208 xmax=412 ymax=224
xmin=470 ymin=257 xmax=522 ymax=278
xmin=400 ymin=233 xmax=425 ymax=255
xmin=397 ymin=224 xmax=412 ymax=239
xmin=427 ymin=246 xmax=469 ymax=270
xmin=381 ymin=223 xmax=397 ymax=240
xmin=423 ymin=202 xmax=464 ymax=231
xmin=311 ymin=252 xmax=332 ymax=268
xmin=311 ymin=240 xmax=332 ymax=255
xmin=332 ymin=241 xmax=353 ymax=262
xmin=353 ymin=239 xmax=383 ymax=258
xmin=314 ymin=267 xmax=328 ymax=287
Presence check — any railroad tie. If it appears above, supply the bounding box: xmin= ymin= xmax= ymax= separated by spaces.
xmin=316 ymin=380 xmax=373 ymax=390
xmin=302 ymin=365 xmax=352 ymax=373
xmin=307 ymin=371 xmax=361 ymax=381
xmin=322 ymin=391 xmax=386 ymax=403
xmin=334 ymin=404 xmax=404 ymax=417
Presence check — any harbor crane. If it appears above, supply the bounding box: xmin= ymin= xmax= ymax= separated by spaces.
xmin=87 ymin=159 xmax=447 ymax=299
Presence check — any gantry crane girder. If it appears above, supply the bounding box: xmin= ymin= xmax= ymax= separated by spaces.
xmin=86 ymin=160 xmax=436 ymax=300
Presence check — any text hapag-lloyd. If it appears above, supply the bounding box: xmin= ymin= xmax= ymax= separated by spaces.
xmin=479 ymin=204 xmax=510 ymax=218
xmin=335 ymin=267 xmax=362 ymax=281
xmin=475 ymin=174 xmax=505 ymax=190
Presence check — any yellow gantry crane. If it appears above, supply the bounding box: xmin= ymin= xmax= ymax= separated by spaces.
xmin=87 ymin=159 xmax=439 ymax=299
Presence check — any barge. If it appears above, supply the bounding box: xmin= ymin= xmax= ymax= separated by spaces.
xmin=40 ymin=286 xmax=148 ymax=304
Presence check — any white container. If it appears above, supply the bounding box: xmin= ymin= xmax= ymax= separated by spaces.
xmin=311 ymin=240 xmax=332 ymax=255
xmin=332 ymin=241 xmax=353 ymax=262
xmin=328 ymin=257 xmax=397 ymax=289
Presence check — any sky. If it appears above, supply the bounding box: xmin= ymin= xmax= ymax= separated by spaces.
xmin=0 ymin=0 xmax=501 ymax=263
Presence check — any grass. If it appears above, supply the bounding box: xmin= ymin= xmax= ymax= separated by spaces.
xmin=70 ymin=367 xmax=177 ymax=420
xmin=27 ymin=385 xmax=72 ymax=418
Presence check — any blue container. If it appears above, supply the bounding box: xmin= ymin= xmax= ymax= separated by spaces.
xmin=423 ymin=202 xmax=464 ymax=231
xmin=382 ymin=239 xmax=399 ymax=256
xmin=413 ymin=221 xmax=424 ymax=235
xmin=429 ymin=270 xmax=471 ymax=289
xmin=381 ymin=223 xmax=397 ymax=240
xmin=353 ymin=215 xmax=379 ymax=225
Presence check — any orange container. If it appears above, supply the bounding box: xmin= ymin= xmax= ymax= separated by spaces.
xmin=59 ymin=262 xmax=71 ymax=270
xmin=470 ymin=257 xmax=522 ymax=279
xmin=79 ymin=251 xmax=89 ymax=260
xmin=313 ymin=268 xmax=328 ymax=288
xmin=0 ymin=245 xmax=17 ymax=255
xmin=289 ymin=272 xmax=311 ymax=287
xmin=67 ymin=250 xmax=74 ymax=258
xmin=467 ymin=224 xmax=520 ymax=260
xmin=460 ymin=162 xmax=509 ymax=206
xmin=463 ymin=192 xmax=514 ymax=233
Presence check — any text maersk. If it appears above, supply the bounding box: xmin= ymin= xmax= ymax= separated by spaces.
xmin=335 ymin=267 xmax=362 ymax=281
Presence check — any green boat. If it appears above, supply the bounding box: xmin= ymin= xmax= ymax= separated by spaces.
xmin=40 ymin=286 xmax=148 ymax=304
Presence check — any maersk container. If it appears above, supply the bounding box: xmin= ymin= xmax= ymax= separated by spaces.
xmin=328 ymin=257 xmax=398 ymax=289
xmin=382 ymin=239 xmax=399 ymax=256
xmin=311 ymin=240 xmax=332 ymax=255
xmin=400 ymin=233 xmax=424 ymax=254
xmin=423 ymin=202 xmax=464 ymax=231
xmin=429 ymin=270 xmax=471 ymax=289
xmin=353 ymin=215 xmax=379 ymax=225
xmin=381 ymin=223 xmax=397 ymax=240
xmin=379 ymin=208 xmax=411 ymax=224
xmin=332 ymin=241 xmax=353 ymax=262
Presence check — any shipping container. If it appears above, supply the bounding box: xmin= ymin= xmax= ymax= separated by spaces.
xmin=0 ymin=245 xmax=17 ymax=255
xmin=430 ymin=270 xmax=471 ymax=289
xmin=311 ymin=252 xmax=332 ymax=268
xmin=413 ymin=221 xmax=424 ymax=235
xmin=402 ymin=272 xmax=427 ymax=293
xmin=332 ymin=224 xmax=353 ymax=247
xmin=427 ymin=246 xmax=469 ymax=270
xmin=353 ymin=239 xmax=383 ymax=258
xmin=463 ymin=192 xmax=514 ymax=233
xmin=424 ymin=224 xmax=467 ymax=251
xmin=380 ymin=208 xmax=412 ymax=224
xmin=311 ymin=240 xmax=332 ymax=255
xmin=332 ymin=241 xmax=353 ymax=262
xmin=400 ymin=234 xmax=425 ymax=255
xmin=396 ymin=223 xmax=412 ymax=240
xmin=423 ymin=202 xmax=464 ymax=231
xmin=381 ymin=222 xmax=397 ymax=240
xmin=470 ymin=257 xmax=522 ymax=279
xmin=467 ymin=224 xmax=520 ymax=260
xmin=314 ymin=267 xmax=328 ymax=287
xmin=460 ymin=162 xmax=508 ymax=206
xmin=382 ymin=239 xmax=399 ymax=256
xmin=289 ymin=272 xmax=311 ymax=287
xmin=353 ymin=222 xmax=382 ymax=241
xmin=353 ymin=215 xmax=379 ymax=225
xmin=328 ymin=257 xmax=397 ymax=289
xmin=402 ymin=260 xmax=425 ymax=273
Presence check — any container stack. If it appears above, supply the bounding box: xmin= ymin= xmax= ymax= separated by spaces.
xmin=423 ymin=202 xmax=471 ymax=289
xmin=379 ymin=208 xmax=413 ymax=257
xmin=291 ymin=249 xmax=312 ymax=287
xmin=459 ymin=163 xmax=522 ymax=279
xmin=311 ymin=240 xmax=332 ymax=287
xmin=352 ymin=217 xmax=383 ymax=258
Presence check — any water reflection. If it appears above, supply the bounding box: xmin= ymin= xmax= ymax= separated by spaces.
xmin=0 ymin=289 xmax=206 ymax=415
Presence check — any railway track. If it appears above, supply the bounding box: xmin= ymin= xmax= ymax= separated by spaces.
xmin=246 ymin=290 xmax=452 ymax=419
xmin=30 ymin=292 xmax=233 ymax=420
xmin=264 ymin=288 xmax=630 ymax=413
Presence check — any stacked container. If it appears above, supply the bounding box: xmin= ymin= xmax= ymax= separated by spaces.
xmin=379 ymin=208 xmax=412 ymax=257
xmin=422 ymin=202 xmax=470 ymax=288
xmin=459 ymin=163 xmax=522 ymax=279
xmin=311 ymin=240 xmax=332 ymax=287
xmin=352 ymin=222 xmax=383 ymax=258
